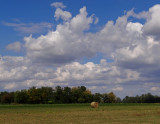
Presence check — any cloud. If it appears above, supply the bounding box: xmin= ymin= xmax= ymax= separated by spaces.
xmin=6 ymin=42 xmax=22 ymax=52
xmin=126 ymin=22 xmax=143 ymax=34
xmin=24 ymin=6 xmax=133 ymax=65
xmin=22 ymin=4 xmax=160 ymax=86
xmin=112 ymin=86 xmax=123 ymax=91
xmin=24 ymin=6 xmax=95 ymax=65
xmin=51 ymin=2 xmax=66 ymax=9
xmin=112 ymin=5 xmax=160 ymax=71
xmin=0 ymin=56 xmax=140 ymax=91
xmin=94 ymin=17 xmax=99 ymax=24
xmin=3 ymin=21 xmax=53 ymax=34
xmin=0 ymin=56 xmax=56 ymax=90
xmin=150 ymin=87 xmax=160 ymax=92
xmin=4 ymin=83 xmax=17 ymax=90
xmin=54 ymin=8 xmax=72 ymax=21
xmin=143 ymin=4 xmax=160 ymax=39
xmin=1 ymin=3 xmax=160 ymax=97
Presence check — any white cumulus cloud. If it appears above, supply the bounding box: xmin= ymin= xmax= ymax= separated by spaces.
xmin=1 ymin=3 xmax=160 ymax=97
xmin=51 ymin=2 xmax=66 ymax=9
xmin=143 ymin=4 xmax=160 ymax=39
xmin=54 ymin=8 xmax=72 ymax=21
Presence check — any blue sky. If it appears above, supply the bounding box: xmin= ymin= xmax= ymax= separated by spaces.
xmin=0 ymin=0 xmax=159 ymax=55
xmin=1 ymin=0 xmax=160 ymax=98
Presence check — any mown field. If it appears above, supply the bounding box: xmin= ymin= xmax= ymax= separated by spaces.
xmin=0 ymin=103 xmax=160 ymax=124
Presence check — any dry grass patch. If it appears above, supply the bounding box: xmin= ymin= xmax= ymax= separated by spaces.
xmin=0 ymin=104 xmax=160 ymax=124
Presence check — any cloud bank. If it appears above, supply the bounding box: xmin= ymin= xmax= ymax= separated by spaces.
xmin=1 ymin=3 xmax=160 ymax=97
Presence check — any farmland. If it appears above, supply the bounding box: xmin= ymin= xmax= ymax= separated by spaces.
xmin=0 ymin=103 xmax=160 ymax=124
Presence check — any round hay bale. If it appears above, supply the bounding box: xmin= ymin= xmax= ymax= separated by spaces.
xmin=91 ymin=102 xmax=99 ymax=108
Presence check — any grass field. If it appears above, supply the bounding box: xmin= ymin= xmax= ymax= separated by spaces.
xmin=0 ymin=103 xmax=160 ymax=124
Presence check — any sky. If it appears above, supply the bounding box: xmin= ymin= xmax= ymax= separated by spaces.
xmin=0 ymin=0 xmax=160 ymax=98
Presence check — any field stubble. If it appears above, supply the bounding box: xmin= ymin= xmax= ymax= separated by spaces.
xmin=0 ymin=103 xmax=160 ymax=124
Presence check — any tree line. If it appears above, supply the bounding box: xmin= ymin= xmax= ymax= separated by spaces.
xmin=0 ymin=86 xmax=160 ymax=104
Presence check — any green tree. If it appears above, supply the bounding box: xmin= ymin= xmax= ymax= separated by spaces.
xmin=38 ymin=87 xmax=54 ymax=104
xmin=71 ymin=87 xmax=79 ymax=103
xmin=93 ymin=93 xmax=102 ymax=103
xmin=102 ymin=93 xmax=109 ymax=103
xmin=27 ymin=87 xmax=41 ymax=104
xmin=14 ymin=90 xmax=28 ymax=104
xmin=102 ymin=92 xmax=116 ymax=103
xmin=54 ymin=86 xmax=64 ymax=103
xmin=116 ymin=97 xmax=121 ymax=103
xmin=62 ymin=87 xmax=72 ymax=103
xmin=1 ymin=92 xmax=14 ymax=104
xmin=107 ymin=92 xmax=116 ymax=103
xmin=71 ymin=86 xmax=92 ymax=103
xmin=83 ymin=89 xmax=93 ymax=103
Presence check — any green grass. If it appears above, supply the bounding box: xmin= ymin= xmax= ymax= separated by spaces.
xmin=0 ymin=103 xmax=160 ymax=124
